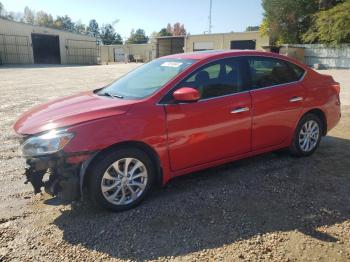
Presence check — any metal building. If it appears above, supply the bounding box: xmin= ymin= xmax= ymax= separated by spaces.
xmin=155 ymin=31 xmax=269 ymax=58
xmin=184 ymin=31 xmax=269 ymax=52
xmin=0 ymin=18 xmax=99 ymax=65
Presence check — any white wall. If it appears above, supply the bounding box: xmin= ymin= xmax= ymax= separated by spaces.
xmin=291 ymin=44 xmax=350 ymax=69
xmin=185 ymin=32 xmax=270 ymax=52
xmin=100 ymin=43 xmax=156 ymax=63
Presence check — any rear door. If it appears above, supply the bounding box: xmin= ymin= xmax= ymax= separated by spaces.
xmin=247 ymin=56 xmax=306 ymax=150
xmin=163 ymin=57 xmax=252 ymax=171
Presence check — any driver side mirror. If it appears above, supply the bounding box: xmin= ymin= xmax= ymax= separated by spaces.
xmin=173 ymin=87 xmax=200 ymax=103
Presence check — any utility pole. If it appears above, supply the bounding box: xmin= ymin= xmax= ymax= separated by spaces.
xmin=208 ymin=0 xmax=213 ymax=34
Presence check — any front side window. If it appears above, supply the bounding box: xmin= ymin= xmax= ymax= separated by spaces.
xmin=248 ymin=57 xmax=304 ymax=89
xmin=98 ymin=58 xmax=195 ymax=99
xmin=178 ymin=58 xmax=245 ymax=100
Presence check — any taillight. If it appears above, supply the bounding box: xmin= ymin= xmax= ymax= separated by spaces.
xmin=332 ymin=82 xmax=340 ymax=94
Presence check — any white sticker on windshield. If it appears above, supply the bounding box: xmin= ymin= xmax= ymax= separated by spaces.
xmin=161 ymin=62 xmax=183 ymax=68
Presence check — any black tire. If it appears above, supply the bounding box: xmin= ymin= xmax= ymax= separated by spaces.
xmin=289 ymin=113 xmax=323 ymax=157
xmin=87 ymin=147 xmax=155 ymax=212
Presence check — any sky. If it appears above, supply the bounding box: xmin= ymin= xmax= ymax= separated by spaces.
xmin=1 ymin=0 xmax=263 ymax=39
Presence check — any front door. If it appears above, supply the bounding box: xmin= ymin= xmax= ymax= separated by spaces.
xmin=164 ymin=57 xmax=252 ymax=171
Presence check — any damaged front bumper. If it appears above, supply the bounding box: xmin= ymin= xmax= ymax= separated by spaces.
xmin=24 ymin=153 xmax=92 ymax=202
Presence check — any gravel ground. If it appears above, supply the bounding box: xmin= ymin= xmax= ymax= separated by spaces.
xmin=0 ymin=64 xmax=349 ymax=262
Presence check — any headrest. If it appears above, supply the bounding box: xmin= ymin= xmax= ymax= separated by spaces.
xmin=195 ymin=71 xmax=210 ymax=84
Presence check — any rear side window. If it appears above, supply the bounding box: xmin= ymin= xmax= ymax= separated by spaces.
xmin=289 ymin=62 xmax=305 ymax=80
xmin=247 ymin=57 xmax=304 ymax=89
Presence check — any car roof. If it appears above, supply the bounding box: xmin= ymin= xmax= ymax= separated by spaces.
xmin=161 ymin=50 xmax=306 ymax=68
xmin=162 ymin=50 xmax=270 ymax=59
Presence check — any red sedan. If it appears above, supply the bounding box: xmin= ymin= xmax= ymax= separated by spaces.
xmin=14 ymin=50 xmax=341 ymax=211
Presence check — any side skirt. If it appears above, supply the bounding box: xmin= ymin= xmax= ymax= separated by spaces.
xmin=169 ymin=142 xmax=290 ymax=178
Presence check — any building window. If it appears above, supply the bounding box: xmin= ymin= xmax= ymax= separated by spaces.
xmin=230 ymin=40 xmax=256 ymax=50
xmin=193 ymin=42 xmax=214 ymax=52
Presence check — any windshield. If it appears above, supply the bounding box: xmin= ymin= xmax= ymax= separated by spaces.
xmin=98 ymin=58 xmax=195 ymax=99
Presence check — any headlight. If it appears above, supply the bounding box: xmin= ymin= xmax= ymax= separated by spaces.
xmin=21 ymin=130 xmax=74 ymax=157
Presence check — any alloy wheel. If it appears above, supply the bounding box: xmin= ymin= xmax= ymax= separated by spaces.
xmin=298 ymin=120 xmax=320 ymax=152
xmin=101 ymin=158 xmax=148 ymax=205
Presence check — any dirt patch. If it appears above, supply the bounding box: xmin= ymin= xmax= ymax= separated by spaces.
xmin=0 ymin=65 xmax=349 ymax=261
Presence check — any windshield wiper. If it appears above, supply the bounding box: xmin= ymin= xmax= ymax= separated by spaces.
xmin=100 ymin=92 xmax=124 ymax=99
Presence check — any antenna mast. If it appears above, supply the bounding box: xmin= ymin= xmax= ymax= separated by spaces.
xmin=208 ymin=0 xmax=213 ymax=34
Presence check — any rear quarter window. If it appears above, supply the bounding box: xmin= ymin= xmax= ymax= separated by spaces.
xmin=247 ymin=56 xmax=305 ymax=89
xmin=288 ymin=62 xmax=305 ymax=80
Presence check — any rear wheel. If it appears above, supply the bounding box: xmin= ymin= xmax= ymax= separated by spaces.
xmin=289 ymin=114 xmax=323 ymax=157
xmin=87 ymin=148 xmax=155 ymax=211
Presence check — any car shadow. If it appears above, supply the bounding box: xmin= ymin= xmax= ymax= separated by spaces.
xmin=53 ymin=135 xmax=350 ymax=260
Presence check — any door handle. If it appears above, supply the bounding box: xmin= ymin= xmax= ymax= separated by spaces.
xmin=231 ymin=107 xmax=250 ymax=114
xmin=289 ymin=96 xmax=303 ymax=102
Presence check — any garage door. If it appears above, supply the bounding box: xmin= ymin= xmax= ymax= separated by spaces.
xmin=0 ymin=34 xmax=32 ymax=64
xmin=193 ymin=42 xmax=214 ymax=51
xmin=32 ymin=34 xmax=61 ymax=64
xmin=114 ymin=47 xmax=125 ymax=62
xmin=230 ymin=40 xmax=256 ymax=50
xmin=65 ymin=39 xmax=99 ymax=65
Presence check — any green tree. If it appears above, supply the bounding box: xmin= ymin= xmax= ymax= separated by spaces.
xmin=303 ymin=0 xmax=350 ymax=44
xmin=100 ymin=24 xmax=123 ymax=45
xmin=54 ymin=15 xmax=75 ymax=31
xmin=24 ymin=6 xmax=35 ymax=24
xmin=127 ymin=28 xmax=149 ymax=44
xmin=0 ymin=2 xmax=23 ymax=21
xmin=53 ymin=16 xmax=63 ymax=29
xmin=261 ymin=0 xmax=344 ymax=45
xmin=35 ymin=11 xmax=53 ymax=27
xmin=245 ymin=26 xmax=260 ymax=31
xmin=5 ymin=12 xmax=14 ymax=20
xmin=158 ymin=28 xmax=172 ymax=37
xmin=8 ymin=11 xmax=24 ymax=21
xmin=261 ymin=0 xmax=319 ymax=45
xmin=149 ymin=31 xmax=160 ymax=42
xmin=319 ymin=0 xmax=343 ymax=9
xmin=0 ymin=1 xmax=3 ymax=17
xmin=75 ymin=20 xmax=86 ymax=34
xmin=0 ymin=2 xmax=15 ymax=20
xmin=87 ymin=19 xmax=99 ymax=37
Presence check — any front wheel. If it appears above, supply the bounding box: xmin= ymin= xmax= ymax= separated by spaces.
xmin=87 ymin=148 xmax=155 ymax=211
xmin=289 ymin=113 xmax=323 ymax=157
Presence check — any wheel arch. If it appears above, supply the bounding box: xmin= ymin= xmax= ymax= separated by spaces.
xmin=81 ymin=140 xmax=163 ymax=196
xmin=301 ymin=108 xmax=327 ymax=136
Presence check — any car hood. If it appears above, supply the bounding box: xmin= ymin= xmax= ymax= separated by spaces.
xmin=14 ymin=91 xmax=137 ymax=135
